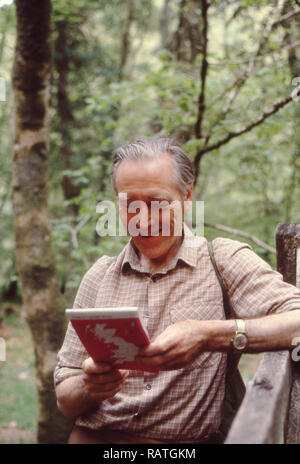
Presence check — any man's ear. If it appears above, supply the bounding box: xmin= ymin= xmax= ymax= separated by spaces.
xmin=184 ymin=185 xmax=194 ymax=213
xmin=186 ymin=185 xmax=194 ymax=201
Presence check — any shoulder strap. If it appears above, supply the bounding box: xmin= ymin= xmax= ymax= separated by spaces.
xmin=207 ymin=240 xmax=246 ymax=419
xmin=207 ymin=241 xmax=232 ymax=319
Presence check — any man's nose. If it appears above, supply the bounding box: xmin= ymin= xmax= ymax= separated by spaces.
xmin=138 ymin=203 xmax=152 ymax=234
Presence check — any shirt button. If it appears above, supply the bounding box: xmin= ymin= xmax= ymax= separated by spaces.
xmin=146 ymin=383 xmax=152 ymax=390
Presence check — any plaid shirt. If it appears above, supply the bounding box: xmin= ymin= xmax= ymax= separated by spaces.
xmin=54 ymin=226 xmax=300 ymax=442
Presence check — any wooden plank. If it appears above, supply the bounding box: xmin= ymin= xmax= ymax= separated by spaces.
xmin=285 ymin=362 xmax=300 ymax=444
xmin=276 ymin=223 xmax=300 ymax=286
xmin=284 ymin=246 xmax=300 ymax=443
xmin=225 ymin=351 xmax=291 ymax=444
xmin=297 ymin=247 xmax=300 ymax=289
xmin=276 ymin=224 xmax=300 ymax=444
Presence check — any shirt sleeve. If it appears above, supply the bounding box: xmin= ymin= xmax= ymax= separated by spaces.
xmin=212 ymin=238 xmax=300 ymax=319
xmin=53 ymin=255 xmax=114 ymax=387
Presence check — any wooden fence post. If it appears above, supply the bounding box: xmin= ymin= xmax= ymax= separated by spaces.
xmin=276 ymin=223 xmax=300 ymax=444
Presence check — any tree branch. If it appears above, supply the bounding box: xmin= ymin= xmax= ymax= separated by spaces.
xmin=271 ymin=7 xmax=300 ymax=30
xmin=209 ymin=0 xmax=286 ymax=133
xmin=209 ymin=40 xmax=300 ymax=66
xmin=54 ymin=214 xmax=93 ymax=249
xmin=225 ymin=4 xmax=246 ymax=27
xmin=204 ymin=222 xmax=276 ymax=254
xmin=194 ymin=94 xmax=293 ymax=178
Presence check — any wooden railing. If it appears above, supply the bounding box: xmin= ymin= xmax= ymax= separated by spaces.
xmin=225 ymin=223 xmax=300 ymax=444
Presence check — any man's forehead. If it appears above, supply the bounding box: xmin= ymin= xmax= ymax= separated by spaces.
xmin=116 ymin=152 xmax=174 ymax=178
xmin=115 ymin=153 xmax=181 ymax=199
xmin=118 ymin=190 xmax=173 ymax=201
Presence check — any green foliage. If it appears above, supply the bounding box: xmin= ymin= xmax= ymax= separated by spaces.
xmin=1 ymin=0 xmax=299 ymax=306
xmin=0 ymin=313 xmax=38 ymax=438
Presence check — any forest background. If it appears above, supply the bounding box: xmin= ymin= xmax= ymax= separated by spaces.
xmin=0 ymin=0 xmax=299 ymax=444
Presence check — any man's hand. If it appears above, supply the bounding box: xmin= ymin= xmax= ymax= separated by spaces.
xmin=82 ymin=358 xmax=129 ymax=400
xmin=136 ymin=320 xmax=210 ymax=370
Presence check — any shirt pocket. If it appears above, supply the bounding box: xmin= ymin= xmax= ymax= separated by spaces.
xmin=169 ymin=304 xmax=223 ymax=370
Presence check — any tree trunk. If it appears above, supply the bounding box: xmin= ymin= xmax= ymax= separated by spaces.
xmin=11 ymin=0 xmax=72 ymax=444
xmin=118 ymin=0 xmax=135 ymax=82
xmin=168 ymin=0 xmax=203 ymax=63
xmin=160 ymin=0 xmax=171 ymax=49
xmin=54 ymin=20 xmax=83 ymax=218
xmin=54 ymin=20 xmax=81 ymax=218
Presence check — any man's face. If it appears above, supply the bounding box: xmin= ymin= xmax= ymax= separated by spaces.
xmin=115 ymin=153 xmax=190 ymax=263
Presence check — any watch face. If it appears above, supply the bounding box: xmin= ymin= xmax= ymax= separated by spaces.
xmin=233 ymin=333 xmax=247 ymax=350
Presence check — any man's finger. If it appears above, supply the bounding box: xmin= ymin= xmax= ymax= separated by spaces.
xmin=88 ymin=383 xmax=124 ymax=400
xmin=85 ymin=377 xmax=125 ymax=394
xmin=160 ymin=350 xmax=198 ymax=370
xmin=136 ymin=350 xmax=176 ymax=367
xmin=138 ymin=338 xmax=176 ymax=357
xmin=137 ymin=348 xmax=196 ymax=369
xmin=82 ymin=358 xmax=113 ymax=374
xmin=83 ymin=371 xmax=126 ymax=385
xmin=136 ymin=355 xmax=163 ymax=367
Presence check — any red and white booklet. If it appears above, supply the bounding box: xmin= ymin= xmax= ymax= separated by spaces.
xmin=66 ymin=307 xmax=158 ymax=373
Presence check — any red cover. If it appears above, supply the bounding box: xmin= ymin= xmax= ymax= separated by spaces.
xmin=66 ymin=308 xmax=158 ymax=373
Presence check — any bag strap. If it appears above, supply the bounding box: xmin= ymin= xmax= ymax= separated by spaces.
xmin=207 ymin=241 xmax=246 ymax=440
xmin=207 ymin=241 xmax=232 ymax=319
xmin=207 ymin=241 xmax=245 ymax=379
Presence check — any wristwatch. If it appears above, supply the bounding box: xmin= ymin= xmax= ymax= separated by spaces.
xmin=232 ymin=319 xmax=248 ymax=351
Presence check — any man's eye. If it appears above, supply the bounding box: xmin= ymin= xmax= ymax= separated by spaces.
xmin=119 ymin=200 xmax=172 ymax=211
xmin=125 ymin=201 xmax=144 ymax=212
xmin=151 ymin=201 xmax=170 ymax=211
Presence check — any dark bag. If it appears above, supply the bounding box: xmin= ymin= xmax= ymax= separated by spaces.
xmin=207 ymin=241 xmax=246 ymax=442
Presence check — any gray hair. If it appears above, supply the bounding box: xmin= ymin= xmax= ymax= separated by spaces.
xmin=111 ymin=137 xmax=195 ymax=197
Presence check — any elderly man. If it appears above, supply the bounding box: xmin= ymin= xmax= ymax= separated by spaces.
xmin=54 ymin=138 xmax=300 ymax=444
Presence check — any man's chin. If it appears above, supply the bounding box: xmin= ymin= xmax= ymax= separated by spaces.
xmin=133 ymin=236 xmax=168 ymax=258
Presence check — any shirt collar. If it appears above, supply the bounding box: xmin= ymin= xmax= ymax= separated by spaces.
xmin=121 ymin=223 xmax=203 ymax=275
